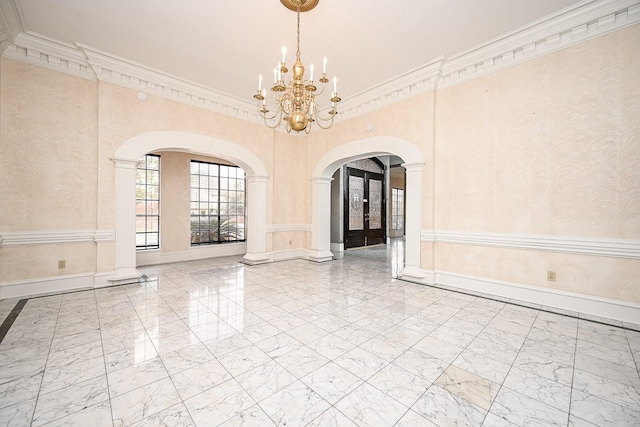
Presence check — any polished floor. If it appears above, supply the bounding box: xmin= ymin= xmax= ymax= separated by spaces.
xmin=1 ymin=244 xmax=639 ymax=426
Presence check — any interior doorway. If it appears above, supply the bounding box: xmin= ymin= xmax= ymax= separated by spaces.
xmin=344 ymin=166 xmax=386 ymax=248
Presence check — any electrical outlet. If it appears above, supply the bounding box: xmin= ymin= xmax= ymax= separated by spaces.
xmin=547 ymin=271 xmax=556 ymax=282
xmin=58 ymin=260 xmax=66 ymax=269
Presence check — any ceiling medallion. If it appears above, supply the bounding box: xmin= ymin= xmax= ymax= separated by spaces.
xmin=253 ymin=0 xmax=340 ymax=133
xmin=279 ymin=0 xmax=319 ymax=13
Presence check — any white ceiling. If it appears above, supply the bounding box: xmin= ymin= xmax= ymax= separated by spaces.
xmin=6 ymin=0 xmax=585 ymax=103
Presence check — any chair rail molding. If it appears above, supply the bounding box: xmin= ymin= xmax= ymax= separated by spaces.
xmin=0 ymin=229 xmax=114 ymax=247
xmin=420 ymin=229 xmax=640 ymax=259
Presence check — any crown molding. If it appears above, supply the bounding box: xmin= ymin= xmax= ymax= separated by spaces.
xmin=2 ymin=31 xmax=96 ymax=79
xmin=77 ymin=44 xmax=261 ymax=124
xmin=439 ymin=0 xmax=640 ymax=88
xmin=0 ymin=0 xmax=638 ymax=126
xmin=421 ymin=229 xmax=640 ymax=259
xmin=0 ymin=0 xmax=25 ymax=49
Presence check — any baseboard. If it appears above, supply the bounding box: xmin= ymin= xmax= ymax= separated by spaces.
xmin=404 ymin=269 xmax=640 ymax=325
xmin=0 ymin=273 xmax=96 ymax=299
xmin=271 ymin=249 xmax=307 ymax=262
xmin=136 ymin=243 xmax=247 ymax=266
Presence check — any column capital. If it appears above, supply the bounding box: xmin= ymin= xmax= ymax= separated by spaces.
xmin=402 ymin=162 xmax=425 ymax=173
xmin=245 ymin=174 xmax=269 ymax=183
xmin=310 ymin=177 xmax=334 ymax=185
xmin=110 ymin=157 xmax=139 ymax=169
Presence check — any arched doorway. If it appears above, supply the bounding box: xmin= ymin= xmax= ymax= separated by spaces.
xmin=310 ymin=136 xmax=425 ymax=279
xmin=111 ymin=131 xmax=270 ymax=283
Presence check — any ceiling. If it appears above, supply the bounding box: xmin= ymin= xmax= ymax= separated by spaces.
xmin=3 ymin=0 xmax=585 ymax=104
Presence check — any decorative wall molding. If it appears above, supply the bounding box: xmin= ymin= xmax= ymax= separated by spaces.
xmin=0 ymin=229 xmax=115 ymax=247
xmin=266 ymin=224 xmax=312 ymax=233
xmin=1 ymin=0 xmax=638 ymax=127
xmin=421 ymin=230 xmax=640 ymax=259
xmin=406 ymin=269 xmax=640 ymax=325
xmin=438 ymin=0 xmax=640 ymax=89
xmin=0 ymin=272 xmax=96 ymax=299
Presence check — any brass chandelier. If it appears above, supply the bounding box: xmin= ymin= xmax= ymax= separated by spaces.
xmin=254 ymin=0 xmax=341 ymax=133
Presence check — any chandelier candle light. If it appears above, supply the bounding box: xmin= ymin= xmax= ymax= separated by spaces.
xmin=254 ymin=0 xmax=341 ymax=133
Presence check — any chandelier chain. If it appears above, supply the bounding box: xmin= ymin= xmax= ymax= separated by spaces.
xmin=296 ymin=3 xmax=301 ymax=60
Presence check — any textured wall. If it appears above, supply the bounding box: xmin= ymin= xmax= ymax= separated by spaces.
xmin=434 ymin=25 xmax=640 ymax=301
xmin=0 ymin=59 xmax=99 ymax=281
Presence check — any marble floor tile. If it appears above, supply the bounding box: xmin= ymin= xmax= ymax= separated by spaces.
xmin=160 ymin=341 xmax=215 ymax=376
xmin=273 ymin=345 xmax=330 ymax=379
xmin=2 ymin=245 xmax=640 ymax=426
xmin=333 ymin=346 xmax=389 ymax=381
xmin=335 ymin=382 xmax=409 ymax=426
xmin=511 ymin=350 xmax=573 ymax=386
xmin=570 ymin=388 xmax=640 ymax=426
xmin=258 ymin=380 xmax=331 ymax=427
xmin=572 ymin=368 xmax=640 ymax=411
xmin=171 ymin=358 xmax=232 ymax=400
xmin=490 ymin=387 xmax=569 ymax=427
xmin=217 ymin=344 xmax=272 ymax=377
xmin=435 ymin=365 xmax=500 ymax=411
xmin=39 ymin=400 xmax=113 ymax=427
xmin=453 ymin=349 xmax=512 ymax=384
xmin=31 ymin=374 xmax=110 ymax=426
xmin=301 ymin=361 xmax=362 ymax=404
xmin=235 ymin=360 xmax=297 ymax=403
xmin=367 ymin=363 xmax=431 ymax=407
xmin=502 ymin=366 xmax=571 ymax=412
xmin=412 ymin=335 xmax=465 ymax=364
xmin=0 ymin=398 xmax=37 ymax=427
xmin=411 ymin=384 xmax=487 ymax=426
xmin=218 ymin=404 xmax=276 ymax=427
xmin=127 ymin=403 xmax=194 ymax=426
xmin=107 ymin=355 xmax=169 ymax=398
xmin=184 ymin=378 xmax=256 ymax=426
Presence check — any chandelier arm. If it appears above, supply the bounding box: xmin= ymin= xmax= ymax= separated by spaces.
xmin=262 ymin=110 xmax=285 ymax=129
xmin=313 ymin=114 xmax=336 ymax=129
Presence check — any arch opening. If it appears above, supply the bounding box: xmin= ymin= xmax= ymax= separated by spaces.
xmin=310 ymin=136 xmax=425 ymax=279
xmin=110 ymin=131 xmax=270 ymax=283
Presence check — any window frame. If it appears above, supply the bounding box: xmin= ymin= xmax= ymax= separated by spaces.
xmin=136 ymin=154 xmax=161 ymax=250
xmin=391 ymin=187 xmax=405 ymax=231
xmin=190 ymin=160 xmax=246 ymax=245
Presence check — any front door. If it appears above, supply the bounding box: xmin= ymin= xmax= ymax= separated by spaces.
xmin=345 ymin=167 xmax=386 ymax=248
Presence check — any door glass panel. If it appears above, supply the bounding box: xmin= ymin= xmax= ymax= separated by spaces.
xmin=349 ymin=176 xmax=364 ymax=231
xmin=369 ymin=179 xmax=382 ymax=229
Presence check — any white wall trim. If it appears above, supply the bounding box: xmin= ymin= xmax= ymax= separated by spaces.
xmin=270 ymin=249 xmax=307 ymax=262
xmin=0 ymin=273 xmax=95 ymax=299
xmin=421 ymin=230 xmax=640 ymax=259
xmin=266 ymin=224 xmax=312 ymax=233
xmin=1 ymin=1 xmax=637 ymax=127
xmin=408 ymin=269 xmax=640 ymax=325
xmin=136 ymin=242 xmax=247 ymax=267
xmin=439 ymin=0 xmax=640 ymax=89
xmin=0 ymin=229 xmax=114 ymax=247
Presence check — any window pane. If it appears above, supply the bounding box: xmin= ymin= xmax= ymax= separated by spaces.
xmin=190 ymin=160 xmax=246 ymax=245
xmin=136 ymin=154 xmax=160 ymax=250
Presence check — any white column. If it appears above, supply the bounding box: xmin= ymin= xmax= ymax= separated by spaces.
xmin=110 ymin=158 xmax=141 ymax=283
xmin=242 ymin=175 xmax=270 ymax=264
xmin=400 ymin=162 xmax=425 ymax=279
xmin=308 ymin=177 xmax=334 ymax=262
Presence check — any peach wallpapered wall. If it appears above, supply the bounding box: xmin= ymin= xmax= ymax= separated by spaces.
xmin=434 ymin=25 xmax=640 ymax=301
xmin=1 ymin=25 xmax=639 ymax=303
